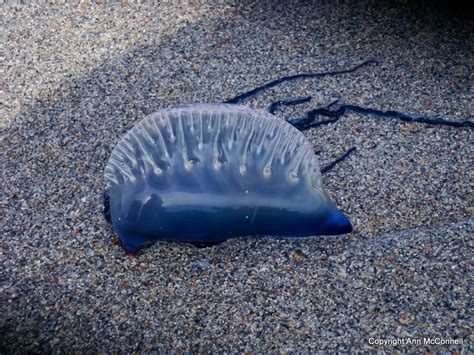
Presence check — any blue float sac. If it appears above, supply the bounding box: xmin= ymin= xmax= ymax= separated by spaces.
xmin=104 ymin=104 xmax=352 ymax=252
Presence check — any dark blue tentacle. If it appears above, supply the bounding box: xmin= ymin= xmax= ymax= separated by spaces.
xmin=321 ymin=146 xmax=357 ymax=174
xmin=224 ymin=59 xmax=377 ymax=104
xmin=289 ymin=103 xmax=474 ymax=130
xmin=267 ymin=95 xmax=312 ymax=114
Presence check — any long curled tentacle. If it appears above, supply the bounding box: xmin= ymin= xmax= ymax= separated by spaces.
xmin=224 ymin=60 xmax=377 ymax=104
xmin=288 ymin=103 xmax=473 ymax=131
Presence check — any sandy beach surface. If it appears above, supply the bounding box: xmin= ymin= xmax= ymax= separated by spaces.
xmin=2 ymin=2 xmax=472 ymax=352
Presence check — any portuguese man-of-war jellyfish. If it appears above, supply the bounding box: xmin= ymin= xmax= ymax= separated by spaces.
xmin=104 ymin=60 xmax=473 ymax=253
xmin=104 ymin=104 xmax=352 ymax=253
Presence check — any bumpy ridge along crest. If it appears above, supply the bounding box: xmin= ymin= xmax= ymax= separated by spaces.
xmin=104 ymin=104 xmax=352 ymax=252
